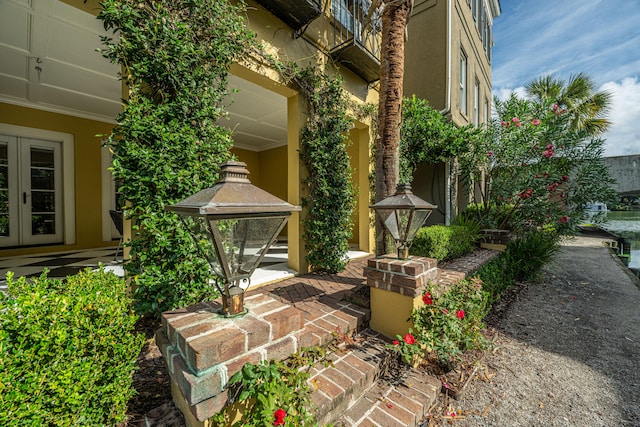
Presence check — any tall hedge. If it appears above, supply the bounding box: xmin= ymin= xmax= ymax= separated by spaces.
xmin=98 ymin=0 xmax=254 ymax=316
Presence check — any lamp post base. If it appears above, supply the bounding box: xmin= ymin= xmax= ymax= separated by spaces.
xmin=222 ymin=287 xmax=246 ymax=317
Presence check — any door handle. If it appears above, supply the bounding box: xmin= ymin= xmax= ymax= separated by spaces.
xmin=23 ymin=192 xmax=26 ymax=204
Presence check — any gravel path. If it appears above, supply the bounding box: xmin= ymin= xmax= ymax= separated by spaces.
xmin=451 ymin=236 xmax=640 ymax=426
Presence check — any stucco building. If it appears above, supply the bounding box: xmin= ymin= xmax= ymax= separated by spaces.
xmin=0 ymin=0 xmax=381 ymax=276
xmin=404 ymin=0 xmax=501 ymax=224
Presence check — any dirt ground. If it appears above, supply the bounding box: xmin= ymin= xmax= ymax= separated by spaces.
xmin=437 ymin=235 xmax=640 ymax=426
xmin=127 ymin=235 xmax=640 ymax=426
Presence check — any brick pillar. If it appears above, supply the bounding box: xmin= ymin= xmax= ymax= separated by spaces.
xmin=364 ymin=256 xmax=437 ymax=339
xmin=479 ymin=229 xmax=510 ymax=251
xmin=156 ymin=294 xmax=305 ymax=426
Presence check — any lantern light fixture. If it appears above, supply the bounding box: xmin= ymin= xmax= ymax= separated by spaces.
xmin=370 ymin=183 xmax=436 ymax=260
xmin=166 ymin=161 xmax=300 ymax=316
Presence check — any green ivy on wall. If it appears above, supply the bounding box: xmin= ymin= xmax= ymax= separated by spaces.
xmin=98 ymin=0 xmax=255 ymax=316
xmin=296 ymin=68 xmax=356 ymax=273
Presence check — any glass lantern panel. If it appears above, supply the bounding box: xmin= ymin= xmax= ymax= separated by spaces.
xmin=406 ymin=210 xmax=430 ymax=243
xmin=212 ymin=216 xmax=286 ymax=282
xmin=394 ymin=209 xmax=413 ymax=242
xmin=377 ymin=208 xmax=400 ymax=240
xmin=181 ymin=216 xmax=226 ymax=278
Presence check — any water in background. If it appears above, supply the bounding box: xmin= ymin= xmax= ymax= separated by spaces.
xmin=601 ymin=210 xmax=640 ymax=269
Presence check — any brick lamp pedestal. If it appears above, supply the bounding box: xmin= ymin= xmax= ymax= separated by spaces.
xmin=156 ymin=294 xmax=305 ymax=426
xmin=364 ymin=256 xmax=438 ymax=339
xmin=479 ymin=229 xmax=510 ymax=251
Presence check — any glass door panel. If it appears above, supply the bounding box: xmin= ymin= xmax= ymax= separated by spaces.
xmin=21 ymin=139 xmax=63 ymax=245
xmin=0 ymin=135 xmax=19 ymax=246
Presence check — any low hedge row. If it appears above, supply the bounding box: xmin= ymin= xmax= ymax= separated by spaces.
xmin=410 ymin=224 xmax=478 ymax=261
xmin=0 ymin=268 xmax=145 ymax=426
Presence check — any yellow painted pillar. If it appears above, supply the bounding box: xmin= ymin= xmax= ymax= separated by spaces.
xmin=364 ymin=256 xmax=438 ymax=339
xmin=357 ymin=126 xmax=374 ymax=253
xmin=287 ymin=94 xmax=308 ymax=274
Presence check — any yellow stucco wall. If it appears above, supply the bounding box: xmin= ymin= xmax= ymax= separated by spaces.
xmin=232 ymin=145 xmax=289 ymax=238
xmin=0 ymin=102 xmax=115 ymax=257
xmin=6 ymin=1 xmax=378 ymax=268
xmin=258 ymin=146 xmax=288 ymax=202
xmin=404 ymin=0 xmax=494 ymax=126
xmin=370 ymin=287 xmax=424 ymax=339
xmin=230 ymin=147 xmax=261 ymax=184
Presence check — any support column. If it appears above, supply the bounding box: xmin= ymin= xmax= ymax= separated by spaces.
xmin=287 ymin=94 xmax=308 ymax=274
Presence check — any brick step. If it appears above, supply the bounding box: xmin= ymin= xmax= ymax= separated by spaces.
xmin=330 ymin=367 xmax=441 ymax=427
xmin=157 ymin=292 xmax=372 ymax=424
xmin=310 ymin=330 xmax=440 ymax=427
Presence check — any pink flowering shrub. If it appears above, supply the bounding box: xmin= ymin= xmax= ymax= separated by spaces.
xmin=459 ymin=92 xmax=615 ymax=234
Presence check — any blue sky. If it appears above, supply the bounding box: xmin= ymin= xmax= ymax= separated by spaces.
xmin=492 ymin=0 xmax=640 ymax=157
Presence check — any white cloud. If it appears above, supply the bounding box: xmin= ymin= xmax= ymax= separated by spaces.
xmin=493 ymin=86 xmax=527 ymax=102
xmin=600 ymin=77 xmax=640 ymax=157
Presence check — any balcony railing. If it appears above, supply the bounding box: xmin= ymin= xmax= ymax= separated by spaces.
xmin=255 ymin=0 xmax=322 ymax=32
xmin=330 ymin=0 xmax=382 ymax=83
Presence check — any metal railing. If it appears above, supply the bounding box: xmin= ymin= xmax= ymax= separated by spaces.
xmin=330 ymin=0 xmax=382 ymax=59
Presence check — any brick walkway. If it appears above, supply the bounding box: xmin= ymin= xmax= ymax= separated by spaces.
xmin=246 ymin=256 xmax=370 ymax=308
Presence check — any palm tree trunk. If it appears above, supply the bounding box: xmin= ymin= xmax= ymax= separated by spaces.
xmin=375 ymin=0 xmax=412 ymax=256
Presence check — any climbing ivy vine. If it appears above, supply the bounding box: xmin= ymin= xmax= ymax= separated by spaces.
xmin=98 ymin=0 xmax=254 ymax=316
xmin=296 ymin=68 xmax=356 ymax=273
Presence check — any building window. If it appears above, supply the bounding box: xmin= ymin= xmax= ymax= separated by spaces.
xmin=478 ymin=6 xmax=487 ymax=44
xmin=487 ymin=25 xmax=492 ymax=62
xmin=460 ymin=49 xmax=467 ymax=115
xmin=484 ymin=97 xmax=490 ymax=125
xmin=472 ymin=0 xmax=477 ymax=21
xmin=474 ymin=80 xmax=480 ymax=126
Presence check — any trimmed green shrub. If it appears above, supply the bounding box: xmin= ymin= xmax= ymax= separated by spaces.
xmin=474 ymin=255 xmax=513 ymax=305
xmin=474 ymin=228 xmax=560 ymax=304
xmin=410 ymin=224 xmax=478 ymax=261
xmin=0 ymin=269 xmax=145 ymax=426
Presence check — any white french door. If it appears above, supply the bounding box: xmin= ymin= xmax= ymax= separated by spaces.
xmin=0 ymin=134 xmax=63 ymax=248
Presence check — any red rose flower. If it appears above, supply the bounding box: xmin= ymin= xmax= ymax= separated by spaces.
xmin=531 ymin=119 xmax=541 ymax=126
xmin=403 ymin=333 xmax=416 ymax=345
xmin=422 ymin=292 xmax=433 ymax=305
xmin=558 ymin=215 xmax=570 ymax=224
xmin=393 ymin=340 xmax=400 ymax=346
xmin=273 ymin=408 xmax=287 ymax=426
xmin=456 ymin=310 xmax=465 ymax=319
